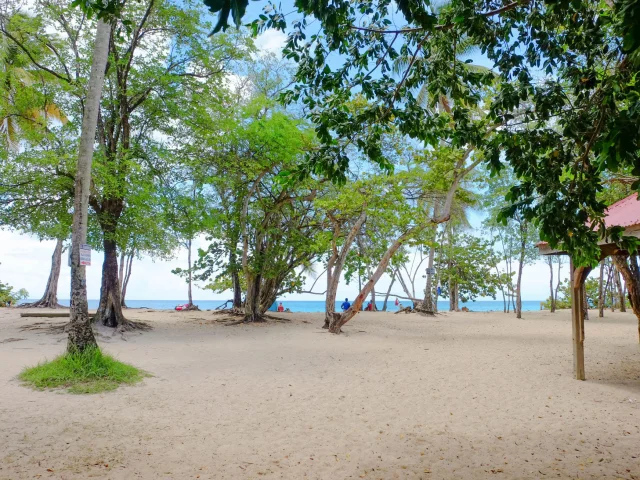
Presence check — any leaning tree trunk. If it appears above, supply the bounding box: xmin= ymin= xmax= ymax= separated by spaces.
xmin=598 ymin=260 xmax=605 ymax=318
xmin=118 ymin=250 xmax=125 ymax=295
xmin=95 ymin=237 xmax=127 ymax=328
xmin=121 ymin=250 xmax=133 ymax=308
xmin=21 ymin=238 xmax=65 ymax=308
xmin=612 ymin=255 xmax=640 ymax=342
xmin=329 ymin=227 xmax=419 ymax=333
xmin=68 ymin=19 xmax=110 ymax=352
xmin=324 ymin=211 xmax=367 ymax=328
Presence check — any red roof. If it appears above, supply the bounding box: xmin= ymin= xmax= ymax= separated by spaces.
xmin=536 ymin=193 xmax=640 ymax=249
xmin=602 ymin=193 xmax=640 ymax=229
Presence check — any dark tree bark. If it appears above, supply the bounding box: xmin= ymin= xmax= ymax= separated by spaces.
xmin=612 ymin=255 xmax=640 ymax=342
xmin=243 ymin=273 xmax=263 ymax=322
xmin=95 ymin=237 xmax=127 ymax=328
xmin=21 ymin=238 xmax=65 ymax=308
xmin=229 ymin=250 xmax=243 ymax=310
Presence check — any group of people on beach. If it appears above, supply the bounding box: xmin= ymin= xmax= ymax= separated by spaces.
xmin=273 ymin=297 xmax=404 ymax=313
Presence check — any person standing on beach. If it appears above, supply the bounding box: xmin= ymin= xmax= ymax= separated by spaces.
xmin=341 ymin=298 xmax=351 ymax=311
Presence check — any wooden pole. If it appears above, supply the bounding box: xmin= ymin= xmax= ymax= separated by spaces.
xmin=570 ymin=260 xmax=592 ymax=380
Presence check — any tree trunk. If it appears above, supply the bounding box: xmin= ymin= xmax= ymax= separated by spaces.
xmin=555 ymin=258 xmax=562 ymax=305
xmin=118 ymin=250 xmax=125 ymax=294
xmin=583 ymin=284 xmax=590 ymax=320
xmin=95 ymin=237 xmax=127 ymax=328
xmin=615 ymin=269 xmax=626 ymax=312
xmin=187 ymin=238 xmax=193 ymax=306
xmin=324 ymin=211 xmax=367 ymax=328
xmin=547 ymin=257 xmax=555 ymax=312
xmin=370 ymin=279 xmax=377 ymax=311
xmin=243 ymin=273 xmax=263 ymax=322
xmin=382 ymin=270 xmax=397 ymax=311
xmin=516 ymin=235 xmax=525 ymax=319
xmin=121 ymin=250 xmax=133 ymax=308
xmin=68 ymin=19 xmax=110 ymax=352
xmin=329 ymin=227 xmax=419 ymax=333
xmin=449 ymin=282 xmax=457 ymax=311
xmin=416 ymin=243 xmax=437 ymax=315
xmin=612 ymin=255 xmax=640 ymax=342
xmin=598 ymin=260 xmax=605 ymax=318
xmin=230 ymin=251 xmax=242 ymax=310
xmin=21 ymin=238 xmax=65 ymax=308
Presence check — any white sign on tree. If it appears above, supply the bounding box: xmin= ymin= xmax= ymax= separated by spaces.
xmin=79 ymin=244 xmax=91 ymax=266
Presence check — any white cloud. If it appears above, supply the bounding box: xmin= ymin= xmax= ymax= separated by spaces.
xmin=254 ymin=29 xmax=287 ymax=56
xmin=0 ymin=231 xmax=221 ymax=302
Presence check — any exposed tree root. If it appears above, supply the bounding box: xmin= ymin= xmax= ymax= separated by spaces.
xmin=19 ymin=322 xmax=69 ymax=334
xmin=395 ymin=306 xmax=416 ymax=314
xmin=211 ymin=308 xmax=244 ymax=316
xmin=18 ymin=301 xmax=66 ymax=309
xmin=113 ymin=319 xmax=152 ymax=333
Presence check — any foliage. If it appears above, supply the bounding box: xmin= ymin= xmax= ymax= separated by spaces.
xmin=19 ymin=346 xmax=146 ymax=394
xmin=435 ymin=230 xmax=502 ymax=304
xmin=196 ymin=0 xmax=640 ymax=267
xmin=0 ymin=280 xmax=27 ymax=305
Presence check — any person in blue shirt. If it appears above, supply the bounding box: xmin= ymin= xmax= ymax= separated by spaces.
xmin=341 ymin=298 xmax=351 ymax=311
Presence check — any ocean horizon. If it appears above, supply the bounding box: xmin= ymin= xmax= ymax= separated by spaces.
xmin=21 ymin=299 xmax=545 ymax=312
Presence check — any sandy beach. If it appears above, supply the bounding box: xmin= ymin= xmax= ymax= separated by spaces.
xmin=1 ymin=307 xmax=639 ymax=479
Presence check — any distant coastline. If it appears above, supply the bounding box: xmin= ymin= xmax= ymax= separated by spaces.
xmin=19 ymin=299 xmax=544 ymax=313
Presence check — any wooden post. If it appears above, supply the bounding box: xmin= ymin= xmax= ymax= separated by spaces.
xmin=570 ymin=260 xmax=592 ymax=380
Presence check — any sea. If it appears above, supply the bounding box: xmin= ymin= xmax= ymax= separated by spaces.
xmin=24 ymin=299 xmax=544 ymax=312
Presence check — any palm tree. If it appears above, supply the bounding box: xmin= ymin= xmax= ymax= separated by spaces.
xmin=0 ymin=14 xmax=66 ymax=150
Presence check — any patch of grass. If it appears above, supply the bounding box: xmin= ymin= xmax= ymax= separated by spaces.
xmin=19 ymin=346 xmax=147 ymax=394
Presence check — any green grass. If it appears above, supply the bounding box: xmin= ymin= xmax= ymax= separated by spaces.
xmin=19 ymin=347 xmax=147 ymax=394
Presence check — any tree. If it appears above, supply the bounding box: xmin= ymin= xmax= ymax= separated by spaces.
xmin=483 ymin=167 xmax=539 ymax=318
xmin=197 ymin=0 xmax=640 ymax=268
xmin=434 ymin=229 xmax=501 ymax=311
xmin=67 ymin=17 xmax=109 ymax=350
xmin=0 ymin=263 xmax=28 ymax=305
xmin=612 ymin=255 xmax=640 ymax=342
xmin=0 ymin=13 xmax=72 ymax=308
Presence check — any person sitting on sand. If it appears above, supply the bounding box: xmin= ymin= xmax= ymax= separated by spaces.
xmin=365 ymin=301 xmax=373 ymax=311
xmin=341 ymin=298 xmax=351 ymax=311
xmin=277 ymin=302 xmax=284 ymax=312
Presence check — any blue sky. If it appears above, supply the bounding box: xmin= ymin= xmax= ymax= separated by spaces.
xmin=0 ymin=1 xmax=573 ymax=303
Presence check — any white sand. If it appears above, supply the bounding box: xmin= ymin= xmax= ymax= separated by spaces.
xmin=1 ymin=307 xmax=639 ymax=479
